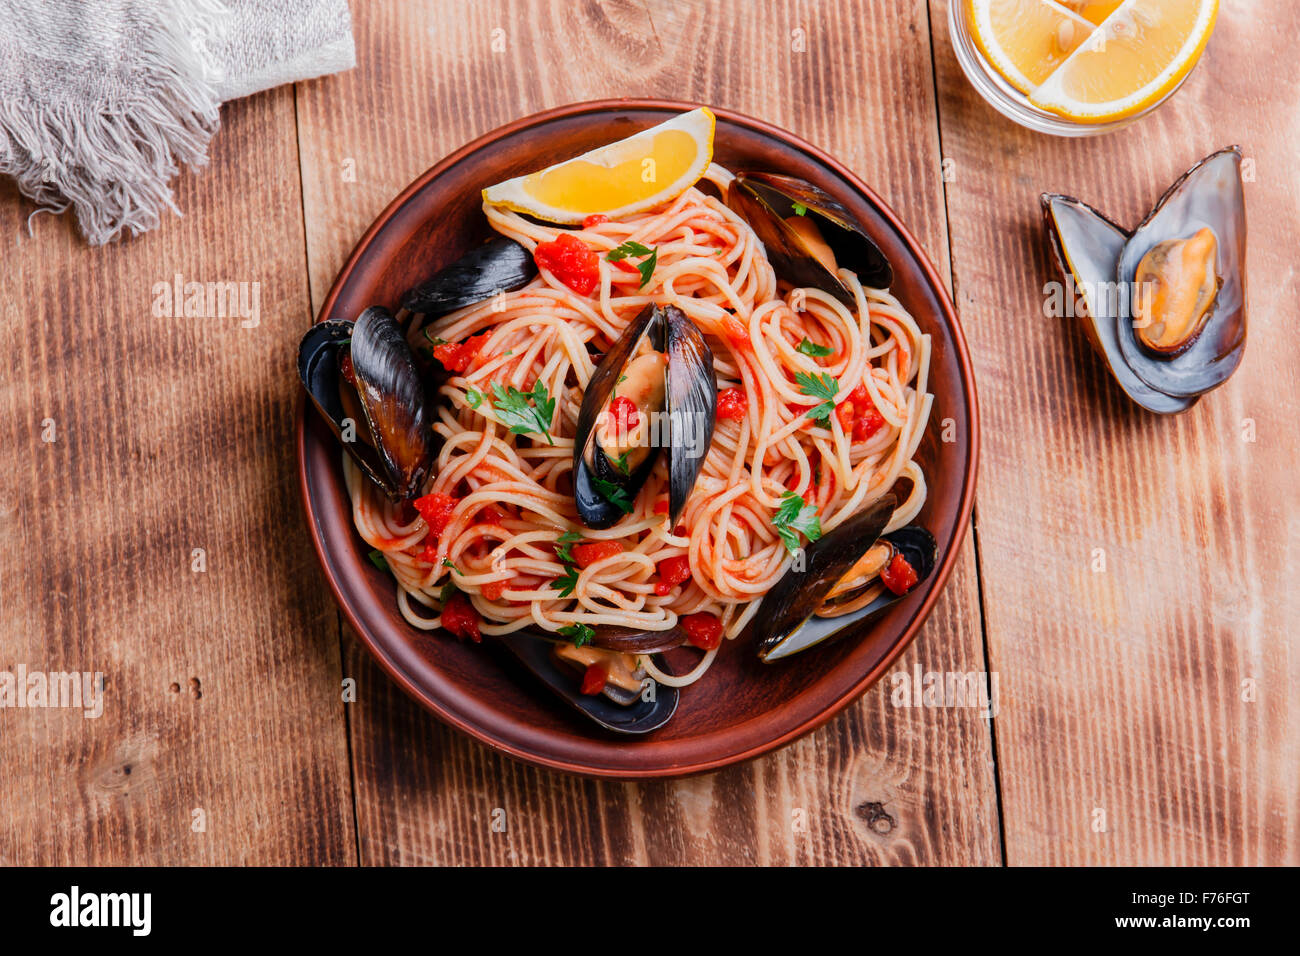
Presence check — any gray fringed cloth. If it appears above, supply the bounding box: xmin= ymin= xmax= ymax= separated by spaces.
xmin=0 ymin=0 xmax=354 ymax=244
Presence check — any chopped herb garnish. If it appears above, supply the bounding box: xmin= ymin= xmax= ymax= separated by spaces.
xmin=555 ymin=530 xmax=582 ymax=564
xmin=423 ymin=328 xmax=447 ymax=346
xmin=367 ymin=549 xmax=389 ymax=571
xmin=558 ymin=623 xmax=595 ymax=647
xmin=554 ymin=565 xmax=580 ymax=598
xmin=606 ymin=240 xmax=659 ymax=288
xmin=797 ymin=337 xmax=834 ymax=358
xmin=794 ymin=371 xmax=839 ymax=424
xmin=591 ymin=475 xmax=634 ymax=514
xmin=791 ymin=201 xmax=808 ymax=216
xmin=439 ymin=581 xmax=457 ymax=604
xmin=613 ymin=451 xmax=631 ymax=475
xmin=465 ymin=388 xmax=483 ymax=408
xmin=618 ymin=374 xmax=628 ymax=385
xmin=442 ymin=558 xmax=457 ymax=571
xmin=772 ymin=491 xmax=822 ymax=553
xmin=490 ymin=380 xmax=555 ymax=445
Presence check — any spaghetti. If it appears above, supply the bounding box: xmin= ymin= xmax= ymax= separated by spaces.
xmin=343 ymin=164 xmax=933 ymax=688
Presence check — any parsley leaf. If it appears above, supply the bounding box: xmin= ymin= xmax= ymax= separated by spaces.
xmin=772 ymin=491 xmax=822 ymax=553
xmin=439 ymin=581 xmax=457 ymax=605
xmin=554 ymin=565 xmax=580 ymax=598
xmin=797 ymin=337 xmax=834 ymax=358
xmin=490 ymin=380 xmax=555 ymax=445
xmin=791 ymin=201 xmax=808 ymax=216
xmin=367 ymin=549 xmax=389 ymax=571
xmin=555 ymin=530 xmax=582 ymax=564
xmin=606 ymin=240 xmax=659 ymax=288
xmin=794 ymin=371 xmax=839 ymax=424
xmin=558 ymin=623 xmax=595 ymax=647
xmin=442 ymin=558 xmax=457 ymax=571
xmin=465 ymin=388 xmax=483 ymax=408
xmin=613 ymin=451 xmax=631 ymax=475
xmin=591 ymin=476 xmax=634 ymax=514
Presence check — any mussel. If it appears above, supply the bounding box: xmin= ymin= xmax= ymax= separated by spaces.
xmin=749 ymin=495 xmax=937 ymax=662
xmin=298 ymin=306 xmax=438 ymax=499
xmin=1042 ymin=147 xmax=1247 ymax=414
xmin=494 ymin=628 xmax=680 ymax=734
xmin=726 ymin=171 xmax=893 ymax=301
xmin=400 ymin=237 xmax=538 ymax=315
xmin=573 ymin=303 xmax=717 ymax=529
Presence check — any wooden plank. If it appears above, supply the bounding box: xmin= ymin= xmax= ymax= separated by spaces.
xmin=930 ymin=0 xmax=1300 ymax=864
xmin=0 ymin=88 xmax=356 ymax=865
xmin=296 ymin=0 xmax=999 ymax=865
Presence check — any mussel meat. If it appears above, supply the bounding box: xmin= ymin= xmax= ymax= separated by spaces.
xmin=726 ymin=171 xmax=893 ymax=302
xmin=1042 ymin=146 xmax=1247 ymax=414
xmin=750 ymin=495 xmax=937 ymax=662
xmin=298 ymin=306 xmax=437 ymax=500
xmin=401 ymin=237 xmax=538 ymax=315
xmin=493 ymin=629 xmax=679 ymax=734
xmin=573 ymin=303 xmax=717 ymax=529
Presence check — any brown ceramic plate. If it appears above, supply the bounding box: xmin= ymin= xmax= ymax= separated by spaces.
xmin=297 ymin=99 xmax=978 ymax=778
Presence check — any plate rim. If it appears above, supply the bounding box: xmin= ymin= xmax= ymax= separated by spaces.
xmin=295 ymin=97 xmax=981 ymax=778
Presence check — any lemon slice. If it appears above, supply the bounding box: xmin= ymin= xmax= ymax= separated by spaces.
xmin=1029 ymin=0 xmax=1218 ymax=121
xmin=967 ymin=0 xmax=1096 ymax=94
xmin=482 ymin=108 xmax=715 ymax=223
xmin=1057 ymin=0 xmax=1124 ymax=26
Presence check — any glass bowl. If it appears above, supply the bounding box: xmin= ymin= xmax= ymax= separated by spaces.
xmin=947 ymin=0 xmax=1196 ymax=137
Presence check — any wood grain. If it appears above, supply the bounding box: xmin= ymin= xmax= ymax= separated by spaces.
xmin=0 ymin=89 xmax=355 ymax=864
xmin=930 ymin=0 xmax=1300 ymax=864
xmin=295 ymin=0 xmax=999 ymax=865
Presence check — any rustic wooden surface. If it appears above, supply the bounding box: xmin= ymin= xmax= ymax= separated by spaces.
xmin=1 ymin=0 xmax=1293 ymax=865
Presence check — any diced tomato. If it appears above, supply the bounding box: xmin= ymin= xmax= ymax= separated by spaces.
xmin=571 ymin=541 xmax=623 ymax=568
xmin=534 ymin=233 xmax=600 ymax=296
xmin=853 ymin=404 xmax=885 ymax=442
xmin=716 ymin=386 xmax=747 ymax=422
xmin=834 ymin=398 xmax=856 ymax=433
xmin=580 ymin=664 xmax=608 ymax=696
xmin=413 ymin=492 xmax=459 ymax=537
xmin=430 ymin=332 xmax=489 ymax=374
xmin=848 ymin=383 xmax=871 ymax=408
xmin=674 ymin=525 xmax=687 ymax=537
xmin=654 ymin=554 xmax=692 ymax=596
xmin=653 ymin=498 xmax=669 ymax=515
xmin=681 ymin=612 xmax=724 ymax=650
xmin=609 ymin=394 xmax=640 ymax=433
xmin=476 ymin=505 xmax=506 ymax=525
xmin=417 ymin=539 xmax=439 ymax=564
xmin=481 ymin=580 xmax=506 ymax=601
xmin=339 ymin=350 xmax=356 ymax=386
xmin=440 ymin=591 xmax=482 ymax=642
xmin=582 ymin=214 xmax=610 ymax=229
xmin=719 ymin=314 xmax=749 ymax=348
xmin=880 ymin=552 xmax=919 ymax=596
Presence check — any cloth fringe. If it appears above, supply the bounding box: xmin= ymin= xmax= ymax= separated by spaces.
xmin=0 ymin=0 xmax=230 ymax=244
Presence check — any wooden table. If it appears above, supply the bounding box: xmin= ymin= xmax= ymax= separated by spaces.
xmin=2 ymin=0 xmax=1294 ymax=866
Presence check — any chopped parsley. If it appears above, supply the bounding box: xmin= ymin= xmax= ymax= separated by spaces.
xmin=422 ymin=328 xmax=447 ymax=346
xmin=794 ymin=371 xmax=839 ymax=425
xmin=555 ymin=530 xmax=582 ymax=564
xmin=591 ymin=475 xmax=634 ymax=514
xmin=791 ymin=201 xmax=808 ymax=216
xmin=465 ymin=388 xmax=483 ymax=408
xmin=558 ymin=623 xmax=595 ymax=647
xmin=367 ymin=549 xmax=389 ymax=571
xmin=606 ymin=240 xmax=659 ymax=288
xmin=554 ymin=565 xmax=580 ymax=598
xmin=772 ymin=491 xmax=822 ymax=553
xmin=439 ymin=580 xmax=457 ymax=605
xmin=797 ymin=337 xmax=834 ymax=358
xmin=442 ymin=558 xmax=457 ymax=571
xmin=490 ymin=380 xmax=555 ymax=445
xmin=613 ymin=451 xmax=631 ymax=475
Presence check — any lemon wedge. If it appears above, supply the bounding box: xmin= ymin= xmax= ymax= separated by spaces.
xmin=1028 ymin=0 xmax=1218 ymax=121
xmin=482 ymin=108 xmax=716 ymax=223
xmin=967 ymin=0 xmax=1096 ymax=94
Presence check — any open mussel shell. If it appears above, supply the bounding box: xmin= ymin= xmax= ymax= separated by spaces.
xmin=1114 ymin=147 xmax=1247 ymax=398
xmin=400 ymin=237 xmax=538 ymax=315
xmin=1041 ymin=194 xmax=1197 ymax=415
xmin=573 ymin=303 xmax=716 ymax=529
xmin=493 ymin=631 xmax=679 ymax=734
xmin=726 ymin=171 xmax=892 ymax=302
xmin=299 ymin=317 xmax=418 ymax=495
xmin=751 ymin=495 xmax=938 ymax=663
